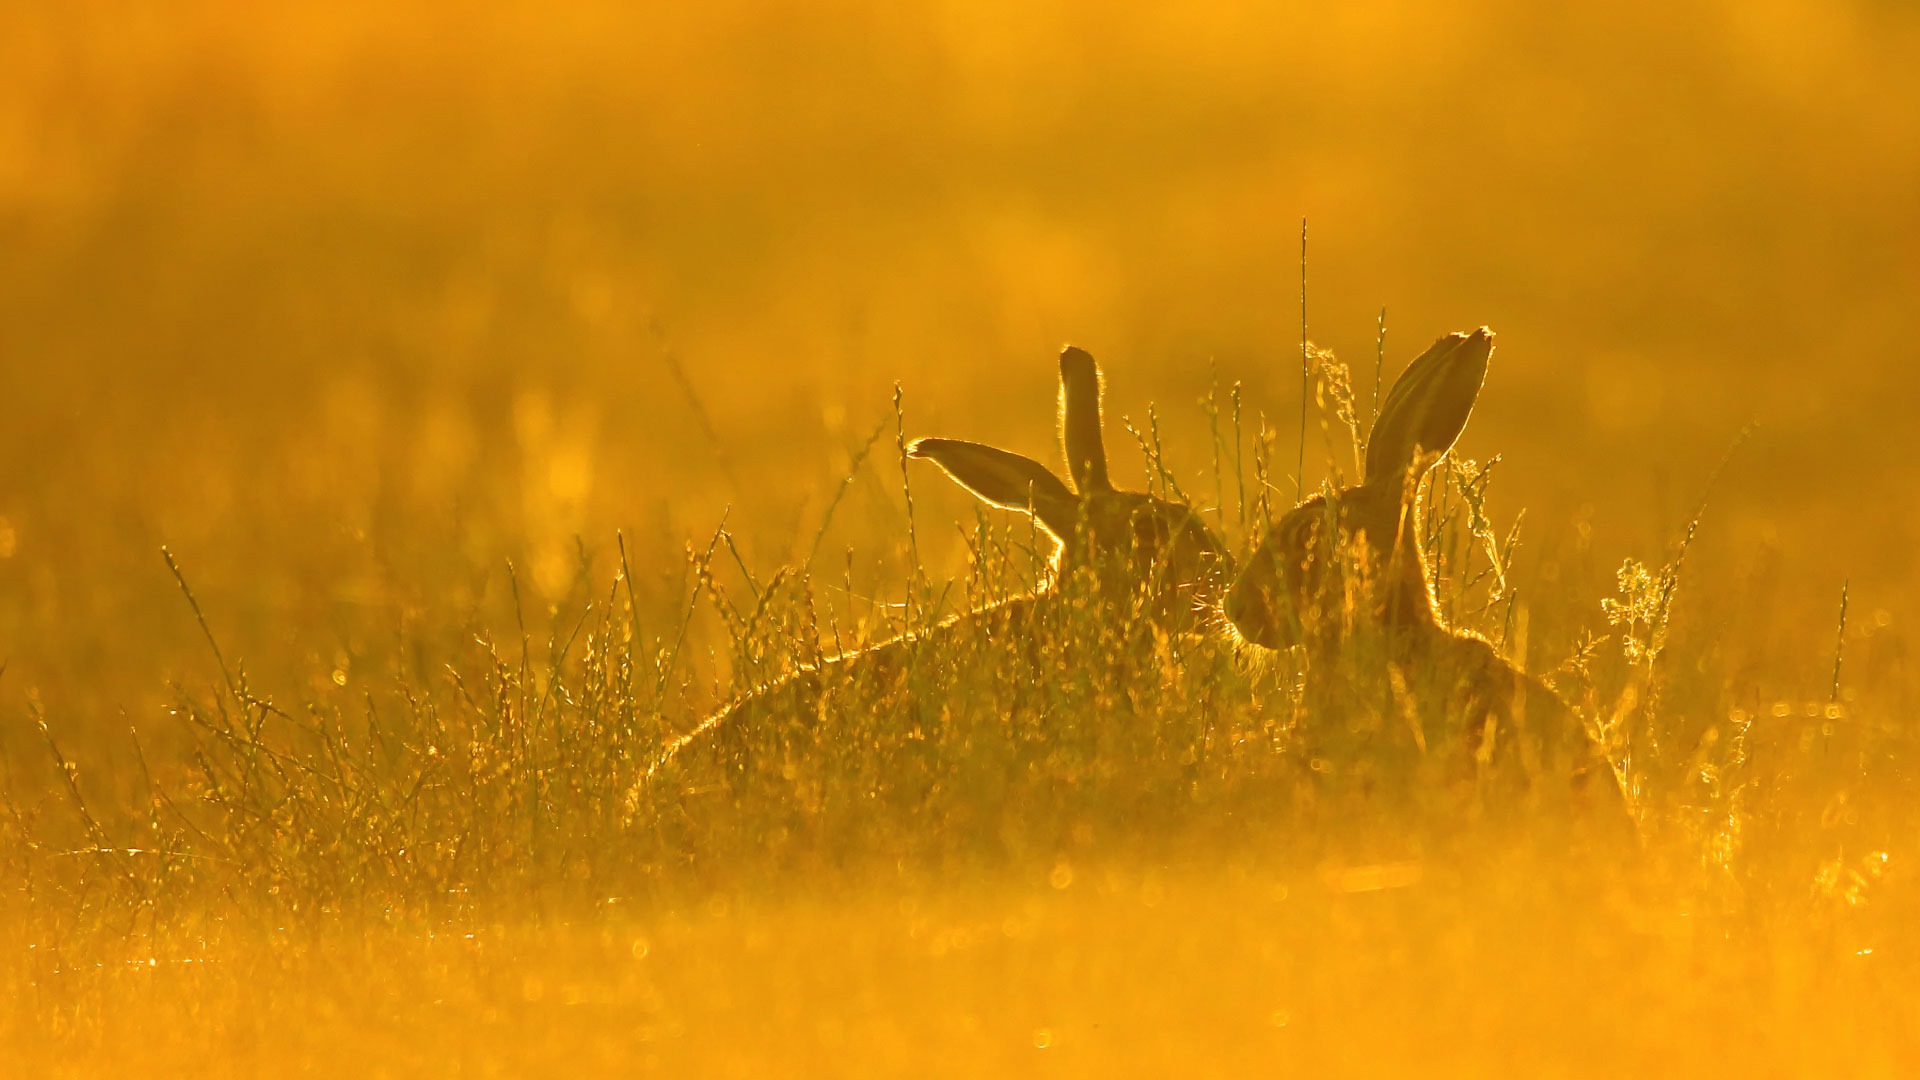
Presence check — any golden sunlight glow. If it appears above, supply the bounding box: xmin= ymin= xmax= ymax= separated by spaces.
xmin=2 ymin=1 xmax=1917 ymax=1075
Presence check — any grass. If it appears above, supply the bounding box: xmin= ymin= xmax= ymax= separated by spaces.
xmin=4 ymin=344 xmax=1915 ymax=1076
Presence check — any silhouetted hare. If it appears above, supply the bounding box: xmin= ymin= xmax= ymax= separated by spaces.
xmin=910 ymin=345 xmax=1229 ymax=629
xmin=1225 ymin=329 xmax=1626 ymax=819
xmin=640 ymin=346 xmax=1228 ymax=803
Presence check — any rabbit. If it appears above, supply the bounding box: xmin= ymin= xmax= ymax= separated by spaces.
xmin=1223 ymin=328 xmax=1630 ymax=826
xmin=636 ymin=345 xmax=1231 ymax=822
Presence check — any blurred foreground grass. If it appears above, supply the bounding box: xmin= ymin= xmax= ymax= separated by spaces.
xmin=9 ymin=859 xmax=1912 ymax=1077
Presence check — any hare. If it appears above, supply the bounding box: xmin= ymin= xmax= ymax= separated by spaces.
xmin=1223 ymin=328 xmax=1628 ymax=823
xmin=638 ymin=345 xmax=1229 ymax=818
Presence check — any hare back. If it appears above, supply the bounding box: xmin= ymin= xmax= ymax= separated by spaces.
xmin=639 ymin=593 xmax=1080 ymax=802
xmin=1290 ymin=631 xmax=1630 ymax=831
xmin=633 ymin=589 xmax=1225 ymax=861
xmin=1421 ymin=633 xmax=1631 ymax=825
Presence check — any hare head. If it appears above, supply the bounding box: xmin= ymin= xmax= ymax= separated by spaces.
xmin=1224 ymin=328 xmax=1493 ymax=655
xmin=909 ymin=346 xmax=1229 ymax=627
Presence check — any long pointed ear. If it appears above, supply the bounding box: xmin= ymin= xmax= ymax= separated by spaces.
xmin=1058 ymin=346 xmax=1113 ymax=494
xmin=908 ymin=438 xmax=1080 ymax=539
xmin=1363 ymin=328 xmax=1494 ymax=489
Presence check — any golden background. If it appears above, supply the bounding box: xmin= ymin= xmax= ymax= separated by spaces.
xmin=6 ymin=4 xmax=1915 ymax=700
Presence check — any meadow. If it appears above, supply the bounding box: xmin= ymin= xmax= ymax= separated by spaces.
xmin=3 ymin=1 xmax=1919 ymax=1074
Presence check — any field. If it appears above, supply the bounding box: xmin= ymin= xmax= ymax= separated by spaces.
xmin=4 ymin=1 xmax=1920 ymax=1074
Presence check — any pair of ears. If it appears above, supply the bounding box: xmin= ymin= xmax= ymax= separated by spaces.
xmin=909 ymin=346 xmax=1110 ymax=543
xmin=909 ymin=329 xmax=1494 ymax=535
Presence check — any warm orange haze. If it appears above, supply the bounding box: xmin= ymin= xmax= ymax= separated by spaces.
xmin=3 ymin=1 xmax=1919 ymax=1075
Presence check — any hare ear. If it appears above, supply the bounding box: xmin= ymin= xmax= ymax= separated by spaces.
xmin=1363 ymin=328 xmax=1494 ymax=490
xmin=909 ymin=438 xmax=1080 ymax=540
xmin=1058 ymin=346 xmax=1113 ymax=495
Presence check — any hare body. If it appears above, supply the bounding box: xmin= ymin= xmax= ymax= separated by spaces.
xmin=1225 ymin=329 xmax=1627 ymax=823
xmin=641 ymin=347 xmax=1228 ymax=814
